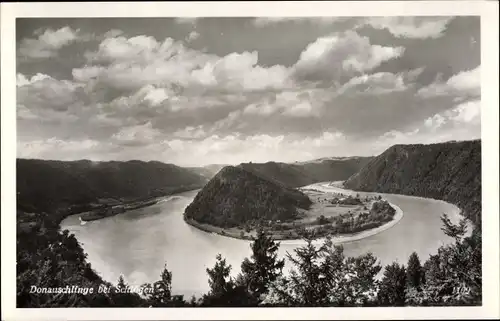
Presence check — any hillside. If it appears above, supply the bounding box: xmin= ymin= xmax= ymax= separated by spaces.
xmin=239 ymin=157 xmax=372 ymax=188
xmin=16 ymin=158 xmax=208 ymax=217
xmin=344 ymin=140 xmax=481 ymax=225
xmin=187 ymin=164 xmax=228 ymax=179
xmin=184 ymin=165 xmax=312 ymax=228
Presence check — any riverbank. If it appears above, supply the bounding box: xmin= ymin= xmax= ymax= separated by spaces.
xmin=183 ymin=180 xmax=405 ymax=242
xmin=315 ymin=181 xmax=469 ymax=227
xmin=79 ymin=198 xmax=160 ymax=222
xmin=183 ymin=198 xmax=404 ymax=243
xmin=74 ymin=186 xmax=203 ymax=222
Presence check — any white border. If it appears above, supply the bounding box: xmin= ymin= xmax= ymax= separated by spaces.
xmin=1 ymin=1 xmax=499 ymax=320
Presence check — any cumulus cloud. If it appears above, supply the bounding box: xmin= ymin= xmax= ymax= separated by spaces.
xmin=423 ymin=99 xmax=481 ymax=132
xmin=336 ymin=72 xmax=408 ymax=95
xmin=143 ymin=87 xmax=170 ymax=106
xmin=283 ymin=101 xmax=313 ymax=117
xmin=84 ymin=35 xmax=176 ymax=64
xmin=76 ymin=29 xmax=405 ymax=97
xmin=172 ymin=126 xmax=207 ymax=139
xmin=186 ymin=31 xmax=200 ymax=42
xmin=417 ymin=66 xmax=480 ymax=98
xmin=103 ymin=29 xmax=124 ymax=38
xmin=450 ymin=100 xmax=481 ymax=124
xmin=363 ymin=17 xmax=453 ymax=39
xmin=424 ymin=113 xmax=446 ymax=130
xmin=111 ymin=121 xmax=162 ymax=147
xmin=16 ymin=18 xmax=481 ymax=166
xmin=17 ymin=73 xmax=51 ymax=87
xmin=243 ymin=101 xmax=278 ymax=117
xmin=192 ymin=51 xmax=292 ymax=91
xmin=18 ymin=26 xmax=86 ymax=59
xmin=446 ymin=67 xmax=481 ymax=93
xmin=77 ymin=34 xmax=293 ymax=94
xmin=292 ymin=31 xmax=404 ymax=83
xmin=17 ymin=73 xmax=84 ymax=118
xmin=239 ymin=89 xmax=327 ymax=120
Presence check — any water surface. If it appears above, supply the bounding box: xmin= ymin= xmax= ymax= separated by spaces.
xmin=60 ymin=183 xmax=463 ymax=298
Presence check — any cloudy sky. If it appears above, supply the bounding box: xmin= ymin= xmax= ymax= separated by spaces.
xmin=16 ymin=16 xmax=480 ymax=167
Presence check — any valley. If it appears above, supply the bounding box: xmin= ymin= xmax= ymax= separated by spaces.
xmin=59 ymin=180 xmax=460 ymax=299
xmin=16 ymin=139 xmax=482 ymax=307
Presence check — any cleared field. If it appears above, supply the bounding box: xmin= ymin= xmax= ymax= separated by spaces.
xmin=184 ymin=188 xmax=393 ymax=241
xmin=296 ymin=190 xmax=373 ymax=222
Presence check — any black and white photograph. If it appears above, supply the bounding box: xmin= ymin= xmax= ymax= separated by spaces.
xmin=1 ymin=1 xmax=499 ymax=320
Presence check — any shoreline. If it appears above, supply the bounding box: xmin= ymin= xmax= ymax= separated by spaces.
xmin=79 ymin=199 xmax=160 ymax=222
xmin=315 ymin=181 xmax=467 ymax=227
xmin=183 ymin=199 xmax=405 ymax=244
xmin=71 ymin=187 xmax=203 ymax=223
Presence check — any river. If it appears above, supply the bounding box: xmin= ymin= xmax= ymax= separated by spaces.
xmin=60 ymin=182 xmax=464 ymax=298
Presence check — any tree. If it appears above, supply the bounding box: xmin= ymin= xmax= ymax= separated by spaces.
xmin=377 ymin=262 xmax=407 ymax=306
xmin=320 ymin=237 xmax=380 ymax=306
xmin=281 ymin=231 xmax=326 ymax=306
xmin=202 ymin=254 xmax=254 ymax=307
xmin=240 ymin=229 xmax=285 ymax=301
xmin=406 ymin=252 xmax=424 ymax=289
xmin=340 ymin=253 xmax=381 ymax=306
xmin=142 ymin=263 xmax=174 ymax=307
xmin=440 ymin=213 xmax=467 ymax=241
xmin=263 ymin=235 xmax=381 ymax=307
xmin=113 ymin=274 xmax=145 ymax=307
xmin=117 ymin=275 xmax=127 ymax=291
xmin=206 ymin=254 xmax=233 ymax=298
xmin=414 ymin=222 xmax=482 ymax=306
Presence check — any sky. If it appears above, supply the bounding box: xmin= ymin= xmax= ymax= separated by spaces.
xmin=16 ymin=16 xmax=481 ymax=167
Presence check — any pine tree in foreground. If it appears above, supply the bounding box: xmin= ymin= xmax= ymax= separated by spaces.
xmin=377 ymin=262 xmax=407 ymax=306
xmin=202 ymin=253 xmax=255 ymax=306
xmin=240 ymin=228 xmax=285 ymax=301
xmin=140 ymin=263 xmax=184 ymax=307
xmin=406 ymin=252 xmax=424 ymax=289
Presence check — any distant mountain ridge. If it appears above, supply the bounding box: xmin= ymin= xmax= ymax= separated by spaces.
xmin=17 ymin=158 xmax=209 ymax=216
xmin=184 ymin=165 xmax=312 ymax=228
xmin=239 ymin=156 xmax=373 ymax=188
xmin=344 ymin=140 xmax=481 ymax=226
xmin=294 ymin=156 xmax=369 ymax=164
xmin=16 ymin=154 xmax=369 ymax=218
xmin=186 ymin=164 xmax=228 ymax=179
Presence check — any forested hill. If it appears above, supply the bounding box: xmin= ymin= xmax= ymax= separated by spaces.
xmin=184 ymin=165 xmax=312 ymax=228
xmin=344 ymin=140 xmax=481 ymax=226
xmin=239 ymin=157 xmax=372 ymax=188
xmin=17 ymin=158 xmax=208 ymax=216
